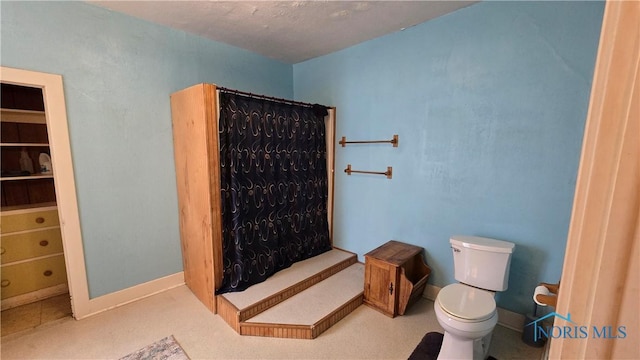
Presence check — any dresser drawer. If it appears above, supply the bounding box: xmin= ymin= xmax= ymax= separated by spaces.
xmin=0 ymin=209 xmax=59 ymax=234
xmin=0 ymin=255 xmax=67 ymax=299
xmin=1 ymin=228 xmax=63 ymax=264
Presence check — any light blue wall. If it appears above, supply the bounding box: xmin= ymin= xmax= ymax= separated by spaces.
xmin=294 ymin=1 xmax=603 ymax=313
xmin=1 ymin=1 xmax=293 ymax=298
xmin=2 ymin=0 xmax=604 ymax=313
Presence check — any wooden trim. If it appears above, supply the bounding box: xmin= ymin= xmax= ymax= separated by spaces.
xmin=549 ymin=1 xmax=640 ymax=358
xmin=326 ymin=108 xmax=336 ymax=244
xmin=216 ymin=294 xmax=240 ymax=332
xmin=311 ymin=293 xmax=363 ymax=338
xmin=240 ymin=322 xmax=313 ymax=339
xmin=330 ymin=246 xmax=358 ymax=258
xmin=1 ymin=66 xmax=90 ymax=319
xmin=207 ymin=86 xmax=224 ymax=292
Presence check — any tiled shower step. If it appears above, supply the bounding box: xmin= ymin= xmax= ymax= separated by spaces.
xmin=240 ymin=262 xmax=364 ymax=339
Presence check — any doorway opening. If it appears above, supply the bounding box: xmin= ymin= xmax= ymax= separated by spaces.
xmin=1 ymin=83 xmax=72 ymax=336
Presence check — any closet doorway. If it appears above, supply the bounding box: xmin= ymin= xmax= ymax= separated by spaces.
xmin=0 ymin=67 xmax=88 ymax=335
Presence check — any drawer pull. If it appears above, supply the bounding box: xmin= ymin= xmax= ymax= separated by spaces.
xmin=39 ymin=240 xmax=49 ymax=247
xmin=43 ymin=270 xmax=53 ymax=277
xmin=1 ymin=279 xmax=10 ymax=287
xmin=35 ymin=217 xmax=46 ymax=224
xmin=0 ymin=247 xmax=5 ymax=255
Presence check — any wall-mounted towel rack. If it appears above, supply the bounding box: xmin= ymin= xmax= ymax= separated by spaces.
xmin=344 ymin=164 xmax=392 ymax=179
xmin=340 ymin=134 xmax=398 ymax=147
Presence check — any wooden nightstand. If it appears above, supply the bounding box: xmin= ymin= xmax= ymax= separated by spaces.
xmin=363 ymin=240 xmax=431 ymax=317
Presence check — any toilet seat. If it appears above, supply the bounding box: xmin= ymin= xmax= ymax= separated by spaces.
xmin=437 ymin=284 xmax=496 ymax=322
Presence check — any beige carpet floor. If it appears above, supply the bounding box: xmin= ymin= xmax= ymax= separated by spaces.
xmin=0 ymin=285 xmax=544 ymax=359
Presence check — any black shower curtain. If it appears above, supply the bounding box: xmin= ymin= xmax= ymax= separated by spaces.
xmin=216 ymin=92 xmax=331 ymax=294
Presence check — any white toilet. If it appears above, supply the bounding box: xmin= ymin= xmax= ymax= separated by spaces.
xmin=434 ymin=235 xmax=515 ymax=360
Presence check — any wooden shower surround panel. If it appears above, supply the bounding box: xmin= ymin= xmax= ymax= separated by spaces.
xmin=171 ymin=83 xmax=223 ymax=312
xmin=216 ymin=248 xmax=362 ymax=339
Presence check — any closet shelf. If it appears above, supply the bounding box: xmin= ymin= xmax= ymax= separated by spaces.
xmin=1 ymin=143 xmax=50 ymax=147
xmin=0 ymin=108 xmax=46 ymax=124
xmin=1 ymin=173 xmax=53 ymax=181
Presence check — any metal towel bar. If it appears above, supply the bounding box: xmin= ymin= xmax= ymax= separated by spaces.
xmin=344 ymin=164 xmax=392 ymax=179
xmin=339 ymin=134 xmax=398 ymax=147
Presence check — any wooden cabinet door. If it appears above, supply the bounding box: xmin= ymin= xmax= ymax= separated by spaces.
xmin=364 ymin=257 xmax=396 ymax=316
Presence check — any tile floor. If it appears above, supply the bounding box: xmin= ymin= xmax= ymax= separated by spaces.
xmin=1 ymin=293 xmax=72 ymax=337
xmin=0 ymin=285 xmax=544 ymax=359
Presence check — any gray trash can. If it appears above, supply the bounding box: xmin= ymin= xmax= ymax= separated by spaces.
xmin=522 ymin=305 xmax=547 ymax=347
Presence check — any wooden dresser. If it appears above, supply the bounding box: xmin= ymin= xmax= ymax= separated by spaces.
xmin=1 ymin=206 xmax=67 ymax=307
xmin=363 ymin=240 xmax=431 ymax=317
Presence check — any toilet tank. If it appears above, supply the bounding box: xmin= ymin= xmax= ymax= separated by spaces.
xmin=450 ymin=235 xmax=515 ymax=291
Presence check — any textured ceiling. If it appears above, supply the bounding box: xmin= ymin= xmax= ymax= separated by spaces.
xmin=89 ymin=1 xmax=477 ymax=64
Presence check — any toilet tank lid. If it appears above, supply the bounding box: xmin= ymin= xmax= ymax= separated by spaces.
xmin=450 ymin=235 xmax=515 ymax=253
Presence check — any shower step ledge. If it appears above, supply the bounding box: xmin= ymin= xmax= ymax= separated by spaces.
xmin=216 ymin=248 xmax=361 ymax=337
xmin=240 ymin=263 xmax=364 ymax=339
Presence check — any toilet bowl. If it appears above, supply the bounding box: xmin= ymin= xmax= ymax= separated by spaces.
xmin=434 ymin=236 xmax=515 ymax=360
xmin=435 ymin=283 xmax=498 ymax=359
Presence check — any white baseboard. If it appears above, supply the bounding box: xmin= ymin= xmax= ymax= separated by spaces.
xmin=496 ymin=306 xmax=526 ymax=332
xmin=423 ymin=283 xmax=441 ymax=302
xmin=422 ymin=284 xmax=525 ymax=332
xmin=75 ymin=272 xmax=185 ymax=320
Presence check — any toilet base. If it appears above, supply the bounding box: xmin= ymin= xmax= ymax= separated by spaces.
xmin=437 ymin=331 xmax=493 ymax=360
